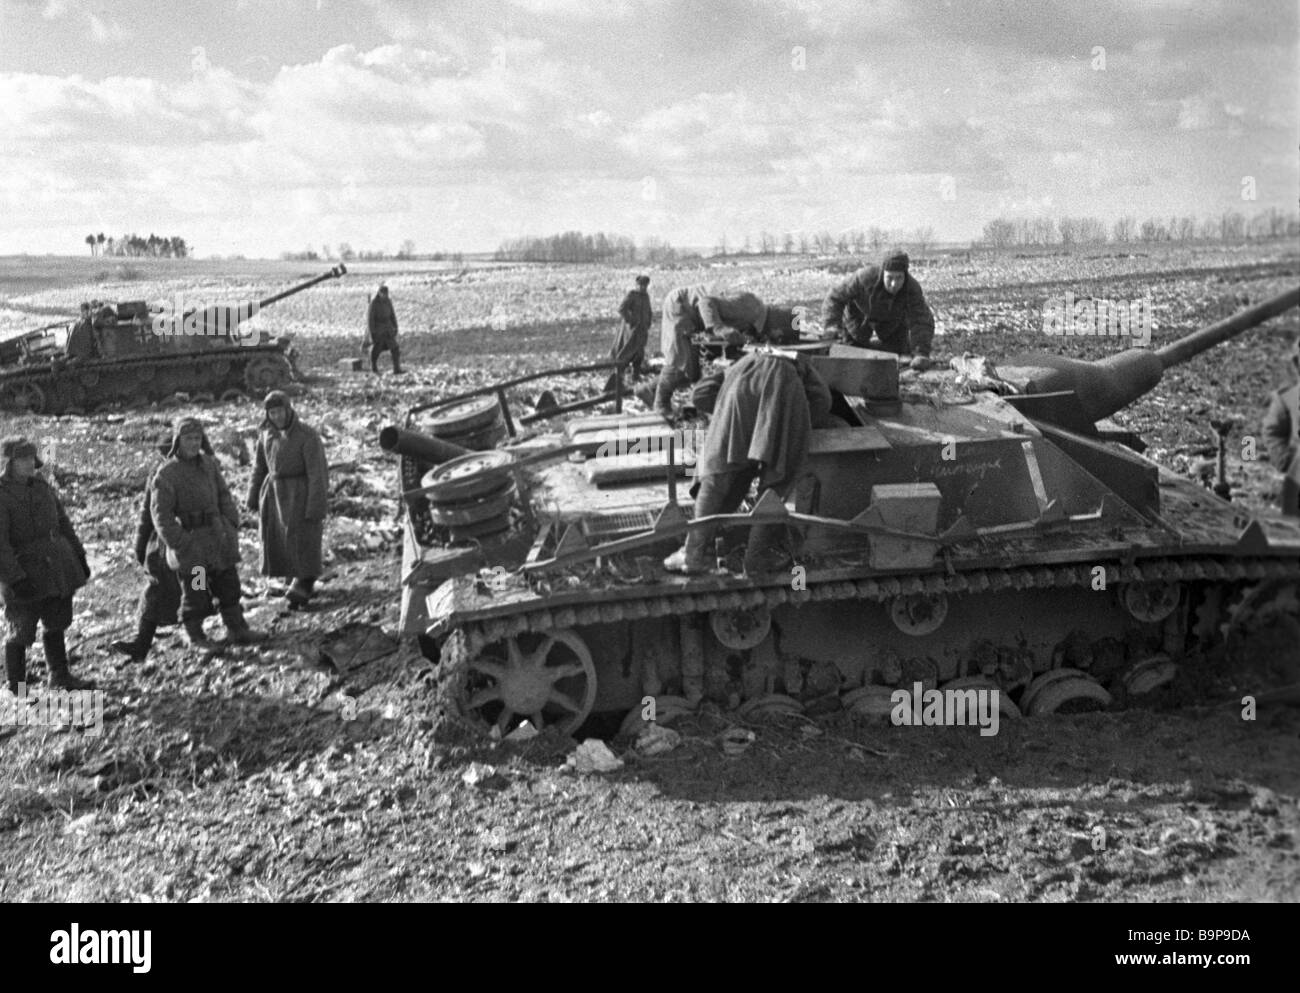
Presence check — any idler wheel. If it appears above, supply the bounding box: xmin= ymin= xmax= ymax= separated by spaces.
xmin=1120 ymin=581 xmax=1181 ymax=623
xmin=426 ymin=484 xmax=515 ymax=527
xmin=243 ymin=354 xmax=292 ymax=395
xmin=0 ymin=381 xmax=47 ymax=415
xmin=709 ymin=606 xmax=771 ymax=650
xmin=1021 ymin=668 xmax=1112 ymax=716
xmin=889 ymin=592 xmax=948 ymax=636
xmin=445 ymin=628 xmax=598 ymax=737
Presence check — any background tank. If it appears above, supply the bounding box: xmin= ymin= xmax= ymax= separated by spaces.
xmin=387 ymin=289 xmax=1300 ymax=738
xmin=0 ymin=264 xmax=347 ymax=415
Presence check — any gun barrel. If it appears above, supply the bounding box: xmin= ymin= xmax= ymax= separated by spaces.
xmin=1155 ymin=286 xmax=1300 ymax=369
xmin=256 ymin=263 xmax=348 ymax=310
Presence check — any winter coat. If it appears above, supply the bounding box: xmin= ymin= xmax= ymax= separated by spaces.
xmin=611 ymin=288 xmax=652 ymax=366
xmin=1263 ymin=382 xmax=1299 ymax=516
xmin=697 ymin=350 xmax=831 ymax=493
xmin=247 ymin=403 xmax=328 ymax=579
xmin=0 ymin=473 xmax=88 ymax=604
xmin=821 ymin=265 xmax=935 ymax=356
xmin=661 ymin=285 xmax=712 ymax=373
xmin=151 ymin=453 xmax=241 ymax=576
xmin=367 ymin=294 xmax=398 ymax=344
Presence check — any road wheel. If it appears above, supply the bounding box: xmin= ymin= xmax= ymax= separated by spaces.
xmin=243 ymin=354 xmax=292 ymax=395
xmin=0 ymin=381 xmax=47 ymax=414
xmin=441 ymin=628 xmax=597 ymax=737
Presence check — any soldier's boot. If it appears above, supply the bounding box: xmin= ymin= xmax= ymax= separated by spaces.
xmin=44 ymin=631 xmax=96 ymax=691
xmin=663 ymin=528 xmax=710 ymax=575
xmin=221 ymin=609 xmax=264 ymax=646
xmin=4 ymin=641 xmax=26 ymax=695
xmin=183 ymin=617 xmax=215 ymax=650
xmin=390 ymin=344 xmax=404 ymax=376
xmin=286 ymin=577 xmax=316 ymax=607
xmin=111 ymin=619 xmax=158 ymax=664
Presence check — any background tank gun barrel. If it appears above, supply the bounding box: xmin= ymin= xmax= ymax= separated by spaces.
xmin=1000 ymin=286 xmax=1300 ymax=427
xmin=255 ymin=263 xmax=348 ymax=310
xmin=157 ymin=263 xmax=348 ymax=338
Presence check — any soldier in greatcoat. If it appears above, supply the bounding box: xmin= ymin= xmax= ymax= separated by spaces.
xmin=151 ymin=418 xmax=261 ymax=649
xmin=610 ymin=275 xmax=653 ymax=380
xmin=366 ymin=284 xmax=402 ymax=375
xmin=0 ymin=436 xmax=94 ymax=692
xmin=111 ymin=438 xmax=197 ymax=662
xmin=247 ymin=391 xmax=328 ymax=607
xmin=663 ymin=350 xmax=831 ymax=576
xmin=1263 ymin=336 xmax=1300 ymax=517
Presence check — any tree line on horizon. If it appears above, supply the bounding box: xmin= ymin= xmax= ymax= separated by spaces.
xmin=83 ymin=232 xmax=189 ymax=258
xmin=980 ymin=208 xmax=1296 ymax=249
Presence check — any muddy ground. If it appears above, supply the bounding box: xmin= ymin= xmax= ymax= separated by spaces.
xmin=1 ymin=243 xmax=1298 ymax=902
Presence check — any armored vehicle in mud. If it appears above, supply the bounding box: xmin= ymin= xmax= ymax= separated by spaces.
xmin=0 ymin=264 xmax=347 ymax=415
xmin=386 ymin=288 xmax=1300 ymax=737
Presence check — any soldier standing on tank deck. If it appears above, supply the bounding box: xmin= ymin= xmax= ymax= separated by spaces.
xmin=366 ymin=284 xmax=403 ymax=375
xmin=822 ymin=249 xmax=936 ymax=370
xmin=664 ymin=350 xmax=831 ymax=576
xmin=66 ymin=302 xmax=96 ymax=361
xmin=1 ymin=437 xmax=95 ymax=692
xmin=151 ymin=418 xmax=262 ymax=650
xmin=247 ymin=391 xmax=329 ymax=608
xmin=1262 ymin=336 xmax=1300 ymax=517
xmin=611 ymin=275 xmax=653 ymax=381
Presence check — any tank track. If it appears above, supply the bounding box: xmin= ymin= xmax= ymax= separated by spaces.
xmin=454 ymin=553 xmax=1300 ymax=653
xmin=0 ymin=345 xmax=293 ymax=414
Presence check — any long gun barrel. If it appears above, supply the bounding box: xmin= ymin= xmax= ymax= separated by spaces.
xmin=998 ymin=287 xmax=1300 ymax=426
xmin=165 ymin=264 xmax=348 ymax=338
xmin=256 ymin=263 xmax=348 ymax=310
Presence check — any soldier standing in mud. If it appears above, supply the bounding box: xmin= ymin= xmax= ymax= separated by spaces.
xmin=366 ymin=284 xmax=403 ymax=376
xmin=111 ymin=437 xmax=192 ymax=663
xmin=0 ymin=437 xmax=95 ymax=692
xmin=151 ymin=418 xmax=262 ymax=650
xmin=1262 ymin=336 xmax=1300 ymax=517
xmin=610 ymin=275 xmax=653 ymax=382
xmin=247 ymin=391 xmax=329 ymax=608
xmin=822 ymin=249 xmax=936 ymax=370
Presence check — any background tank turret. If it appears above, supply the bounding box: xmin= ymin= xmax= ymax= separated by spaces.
xmin=0 ymin=264 xmax=347 ymax=415
xmin=385 ymin=291 xmax=1300 ymax=739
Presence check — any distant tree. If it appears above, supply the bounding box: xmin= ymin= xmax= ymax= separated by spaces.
xmin=782 ymin=232 xmax=795 ymax=254
xmin=1111 ymin=216 xmax=1135 ymax=243
xmin=398 ymin=239 xmax=417 ymax=260
xmin=1218 ymin=211 xmax=1246 ymax=241
xmin=912 ymin=226 xmax=936 ymax=253
xmin=85 ymin=233 xmax=96 ymax=256
xmin=338 ymin=242 xmax=356 ymax=261
xmin=797 ymin=232 xmax=809 ymax=254
xmin=850 ymin=229 xmax=866 ymax=253
xmin=867 ymin=226 xmax=886 ymax=251
xmin=758 ymin=230 xmax=776 ymax=255
xmin=981 ymin=217 xmax=1016 ymax=249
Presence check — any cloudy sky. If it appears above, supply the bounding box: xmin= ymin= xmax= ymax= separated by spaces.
xmin=0 ymin=0 xmax=1296 ymax=257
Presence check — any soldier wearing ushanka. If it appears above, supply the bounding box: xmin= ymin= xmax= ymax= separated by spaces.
xmin=0 ymin=437 xmax=94 ymax=692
